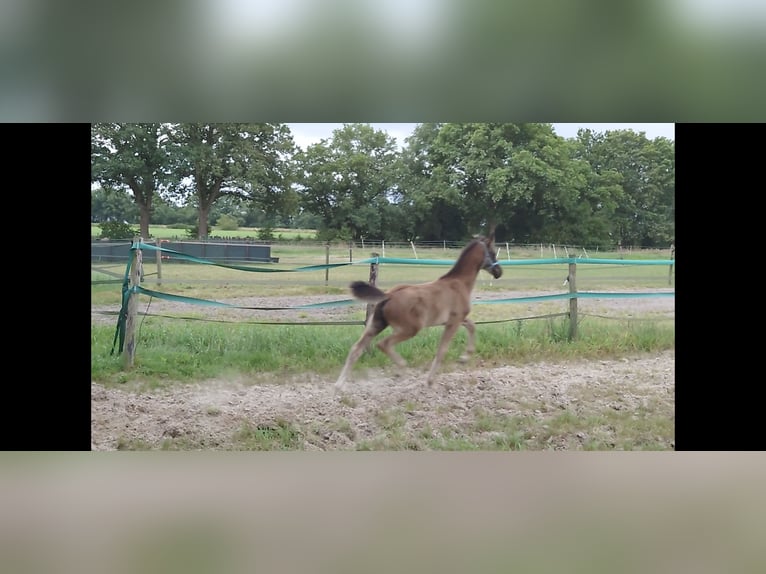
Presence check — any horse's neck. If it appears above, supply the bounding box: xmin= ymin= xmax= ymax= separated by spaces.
xmin=440 ymin=244 xmax=482 ymax=286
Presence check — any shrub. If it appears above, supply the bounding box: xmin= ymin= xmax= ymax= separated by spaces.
xmin=257 ymin=226 xmax=275 ymax=241
xmin=216 ymin=214 xmax=240 ymax=231
xmin=186 ymin=223 xmax=212 ymax=238
xmin=316 ymin=226 xmax=352 ymax=242
xmin=99 ymin=221 xmax=137 ymax=240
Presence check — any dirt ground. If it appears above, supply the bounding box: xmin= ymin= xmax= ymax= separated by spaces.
xmin=91 ymin=290 xmax=675 ymax=451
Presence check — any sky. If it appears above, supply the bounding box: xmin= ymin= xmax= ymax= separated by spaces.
xmin=286 ymin=123 xmax=675 ymax=151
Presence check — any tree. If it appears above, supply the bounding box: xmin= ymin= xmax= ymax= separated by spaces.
xmin=151 ymin=197 xmax=197 ymax=226
xmin=397 ymin=123 xmax=470 ymax=241
xmin=164 ymin=123 xmax=297 ymax=239
xmin=91 ymin=123 xmax=170 ymax=238
xmin=576 ymin=129 xmax=675 ymax=247
xmin=296 ymin=124 xmax=401 ymax=240
xmin=401 ymin=123 xmax=577 ymax=242
xmin=90 ymin=185 xmax=139 ymax=223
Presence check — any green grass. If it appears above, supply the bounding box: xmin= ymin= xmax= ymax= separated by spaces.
xmin=232 ymin=419 xmax=304 ymax=450
xmin=91 ymin=316 xmax=674 ymax=388
xmin=345 ymin=394 xmax=674 ymax=451
xmin=356 ymin=407 xmax=423 ymax=450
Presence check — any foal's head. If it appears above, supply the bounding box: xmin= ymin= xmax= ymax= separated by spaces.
xmin=446 ymin=234 xmax=503 ymax=281
xmin=477 ymin=234 xmax=503 ymax=279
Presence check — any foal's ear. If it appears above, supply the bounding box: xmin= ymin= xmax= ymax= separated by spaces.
xmin=486 ymin=231 xmax=496 ymax=247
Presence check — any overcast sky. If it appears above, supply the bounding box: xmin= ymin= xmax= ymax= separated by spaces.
xmin=287 ymin=123 xmax=675 ymax=151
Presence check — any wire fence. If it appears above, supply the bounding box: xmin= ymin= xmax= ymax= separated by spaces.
xmin=92 ymin=238 xmax=674 ymax=265
xmin=98 ymin=240 xmax=675 ymax=364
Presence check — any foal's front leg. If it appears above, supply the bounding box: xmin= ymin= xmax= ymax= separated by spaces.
xmin=424 ymin=321 xmax=461 ymax=386
xmin=335 ymin=329 xmax=377 ymax=392
xmin=458 ymin=318 xmax=476 ymax=363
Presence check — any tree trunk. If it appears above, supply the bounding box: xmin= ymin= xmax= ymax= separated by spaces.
xmin=139 ymin=204 xmax=151 ymax=239
xmin=198 ymin=206 xmax=210 ymax=239
xmin=130 ymin=182 xmax=153 ymax=240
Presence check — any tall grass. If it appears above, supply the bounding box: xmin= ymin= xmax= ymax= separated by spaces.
xmin=91 ymin=317 xmax=674 ymax=388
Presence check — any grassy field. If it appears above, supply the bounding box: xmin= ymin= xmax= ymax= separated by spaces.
xmin=91 ymin=241 xmax=675 ymax=382
xmin=91 ymin=241 xmax=675 ymax=303
xmin=91 ymin=315 xmax=674 ymax=386
xmin=91 ymin=223 xmax=316 ymax=240
xmin=91 ymin=239 xmax=674 ymax=451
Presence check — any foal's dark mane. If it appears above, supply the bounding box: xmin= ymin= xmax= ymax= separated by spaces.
xmin=440 ymin=237 xmax=486 ymax=279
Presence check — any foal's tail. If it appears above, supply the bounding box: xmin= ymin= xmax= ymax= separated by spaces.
xmin=349 ymin=280 xmax=386 ymax=302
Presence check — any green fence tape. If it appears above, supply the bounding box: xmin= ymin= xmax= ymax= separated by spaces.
xmin=107 ymin=243 xmax=674 ymax=351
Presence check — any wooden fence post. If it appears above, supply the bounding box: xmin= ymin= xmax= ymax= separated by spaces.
xmin=124 ymin=236 xmax=143 ymax=369
xmin=155 ymin=238 xmax=163 ymax=286
xmin=364 ymin=253 xmax=380 ymax=354
xmin=325 ymin=242 xmax=330 ymax=287
xmin=568 ymin=261 xmax=578 ymax=341
xmin=668 ymin=243 xmax=675 ymax=286
xmin=365 ymin=253 xmax=379 ymax=327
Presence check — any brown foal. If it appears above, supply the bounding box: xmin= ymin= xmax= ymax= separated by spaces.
xmin=334 ymin=234 xmax=503 ymax=391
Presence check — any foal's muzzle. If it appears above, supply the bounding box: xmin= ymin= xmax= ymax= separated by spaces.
xmin=488 ymin=261 xmax=503 ymax=279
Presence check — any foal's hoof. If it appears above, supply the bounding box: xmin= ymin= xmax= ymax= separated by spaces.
xmin=458 ymin=354 xmax=470 ymax=363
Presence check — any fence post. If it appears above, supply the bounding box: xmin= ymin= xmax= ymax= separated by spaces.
xmin=156 ymin=238 xmax=163 ymax=286
xmin=349 ymin=241 xmax=353 ymax=262
xmin=568 ymin=261 xmax=578 ymax=341
xmin=124 ymin=236 xmax=143 ymax=369
xmin=365 ymin=252 xmax=379 ymax=327
xmin=364 ymin=253 xmax=380 ymax=353
xmin=668 ymin=242 xmax=675 ymax=286
xmin=325 ymin=242 xmax=330 ymax=287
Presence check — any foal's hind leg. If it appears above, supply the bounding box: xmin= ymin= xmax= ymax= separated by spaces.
xmin=424 ymin=321 xmax=462 ymax=386
xmin=458 ymin=318 xmax=476 ymax=363
xmin=377 ymin=326 xmax=418 ymax=368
